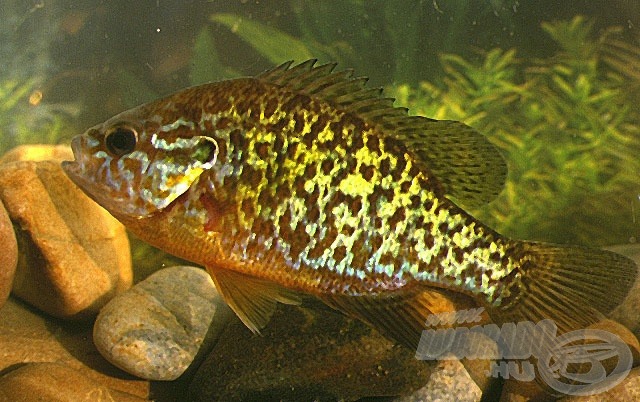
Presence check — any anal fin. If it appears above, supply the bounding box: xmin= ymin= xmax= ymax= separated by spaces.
xmin=206 ymin=266 xmax=301 ymax=334
xmin=320 ymin=287 xmax=485 ymax=350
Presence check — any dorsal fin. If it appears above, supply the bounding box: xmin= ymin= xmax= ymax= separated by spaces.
xmin=392 ymin=118 xmax=507 ymax=208
xmin=256 ymin=60 xmax=507 ymax=208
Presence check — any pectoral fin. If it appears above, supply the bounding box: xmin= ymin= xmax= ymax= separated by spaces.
xmin=206 ymin=266 xmax=301 ymax=333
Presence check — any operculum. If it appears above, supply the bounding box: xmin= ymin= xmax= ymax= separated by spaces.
xmin=126 ymin=135 xmax=219 ymax=218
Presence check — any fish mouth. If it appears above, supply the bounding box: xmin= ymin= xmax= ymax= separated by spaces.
xmin=60 ymin=139 xmax=124 ymax=219
xmin=61 ymin=135 xmax=83 ymax=183
xmin=61 ymin=135 xmax=105 ymax=203
xmin=61 ymin=160 xmax=80 ymax=185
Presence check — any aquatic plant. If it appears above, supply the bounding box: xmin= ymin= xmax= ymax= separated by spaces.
xmin=202 ymin=11 xmax=640 ymax=245
xmin=189 ymin=27 xmax=240 ymax=86
xmin=0 ymin=79 xmax=72 ymax=155
xmin=210 ymin=0 xmax=521 ymax=85
xmin=199 ymin=11 xmax=640 ymax=245
xmin=390 ymin=16 xmax=640 ymax=246
xmin=0 ymin=1 xmax=74 ymax=155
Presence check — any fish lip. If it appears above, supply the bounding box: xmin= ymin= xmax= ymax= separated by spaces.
xmin=60 ymin=159 xmax=79 ymax=177
xmin=61 ymin=135 xmax=100 ymax=197
xmin=60 ymin=147 xmax=121 ymax=217
xmin=69 ymin=135 xmax=82 ymax=162
xmin=61 ymin=135 xmax=82 ymax=178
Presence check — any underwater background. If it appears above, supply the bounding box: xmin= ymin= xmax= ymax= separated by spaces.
xmin=2 ymin=0 xmax=640 ymax=276
xmin=1 ymin=1 xmax=640 ymax=401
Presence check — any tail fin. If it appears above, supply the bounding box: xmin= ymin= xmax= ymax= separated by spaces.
xmin=489 ymin=242 xmax=637 ymax=334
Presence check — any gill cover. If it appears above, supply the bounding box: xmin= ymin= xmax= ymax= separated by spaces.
xmin=127 ymin=133 xmax=219 ymax=217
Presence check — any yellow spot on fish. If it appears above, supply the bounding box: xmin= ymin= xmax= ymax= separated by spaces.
xmin=339 ymin=174 xmax=375 ymax=197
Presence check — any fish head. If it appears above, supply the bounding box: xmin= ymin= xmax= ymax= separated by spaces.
xmin=62 ymin=105 xmax=219 ymax=219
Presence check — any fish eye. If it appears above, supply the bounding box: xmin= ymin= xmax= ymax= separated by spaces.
xmin=105 ymin=125 xmax=138 ymax=156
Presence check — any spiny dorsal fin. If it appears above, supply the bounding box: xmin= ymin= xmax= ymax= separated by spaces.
xmin=207 ymin=266 xmax=301 ymax=334
xmin=257 ymin=60 xmax=507 ymax=208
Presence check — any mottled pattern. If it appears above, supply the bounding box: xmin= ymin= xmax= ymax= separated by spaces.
xmin=147 ymin=81 xmax=522 ymax=305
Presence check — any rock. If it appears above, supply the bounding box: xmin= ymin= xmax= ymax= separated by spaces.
xmin=395 ymin=359 xmax=482 ymax=402
xmin=558 ymin=366 xmax=640 ymax=402
xmin=607 ymin=244 xmax=640 ymax=335
xmin=0 ymin=362 xmax=147 ymax=402
xmin=93 ymin=266 xmax=232 ymax=381
xmin=0 ymin=144 xmax=73 ymax=165
xmin=499 ymin=319 xmax=640 ymax=401
xmin=412 ymin=287 xmax=501 ymax=397
xmin=188 ymin=301 xmax=436 ymax=401
xmin=0 ymin=199 xmax=17 ymax=309
xmin=0 ymin=297 xmax=151 ymax=399
xmin=499 ymin=378 xmax=555 ymax=402
xmin=460 ymin=332 xmax=503 ymax=400
xmin=588 ymin=319 xmax=640 ymax=368
xmin=0 ymin=159 xmax=132 ymax=319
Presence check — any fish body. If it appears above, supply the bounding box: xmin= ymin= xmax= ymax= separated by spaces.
xmin=63 ymin=60 xmax=636 ymax=347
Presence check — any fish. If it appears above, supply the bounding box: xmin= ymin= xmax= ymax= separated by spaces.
xmin=62 ymin=59 xmax=637 ymax=349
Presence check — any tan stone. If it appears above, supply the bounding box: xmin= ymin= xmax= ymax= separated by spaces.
xmin=0 ymin=200 xmax=17 ymax=309
xmin=0 ymin=297 xmax=151 ymax=399
xmin=93 ymin=266 xmax=233 ymax=381
xmin=416 ymin=288 xmax=501 ymax=395
xmin=607 ymin=244 xmax=640 ymax=334
xmin=499 ymin=319 xmax=639 ymax=401
xmin=499 ymin=378 xmax=555 ymax=402
xmin=397 ymin=360 xmax=482 ymax=402
xmin=558 ymin=366 xmax=640 ymax=402
xmin=0 ymin=160 xmax=132 ymax=319
xmin=0 ymin=362 xmax=147 ymax=402
xmin=190 ymin=302 xmax=436 ymax=401
xmin=0 ymin=144 xmax=73 ymax=165
xmin=588 ymin=319 xmax=640 ymax=368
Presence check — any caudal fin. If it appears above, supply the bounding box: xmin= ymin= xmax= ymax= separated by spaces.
xmin=489 ymin=242 xmax=637 ymax=334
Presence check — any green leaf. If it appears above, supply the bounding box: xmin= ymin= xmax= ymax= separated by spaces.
xmin=0 ymin=79 xmax=35 ymax=112
xmin=211 ymin=13 xmax=316 ymax=64
xmin=190 ymin=27 xmax=227 ymax=85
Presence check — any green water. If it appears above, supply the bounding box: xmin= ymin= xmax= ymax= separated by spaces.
xmin=2 ymin=0 xmax=640 ymax=248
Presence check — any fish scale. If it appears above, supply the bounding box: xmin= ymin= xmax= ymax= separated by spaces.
xmin=63 ymin=60 xmax=637 ymax=348
xmin=188 ymin=85 xmax=514 ymax=300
